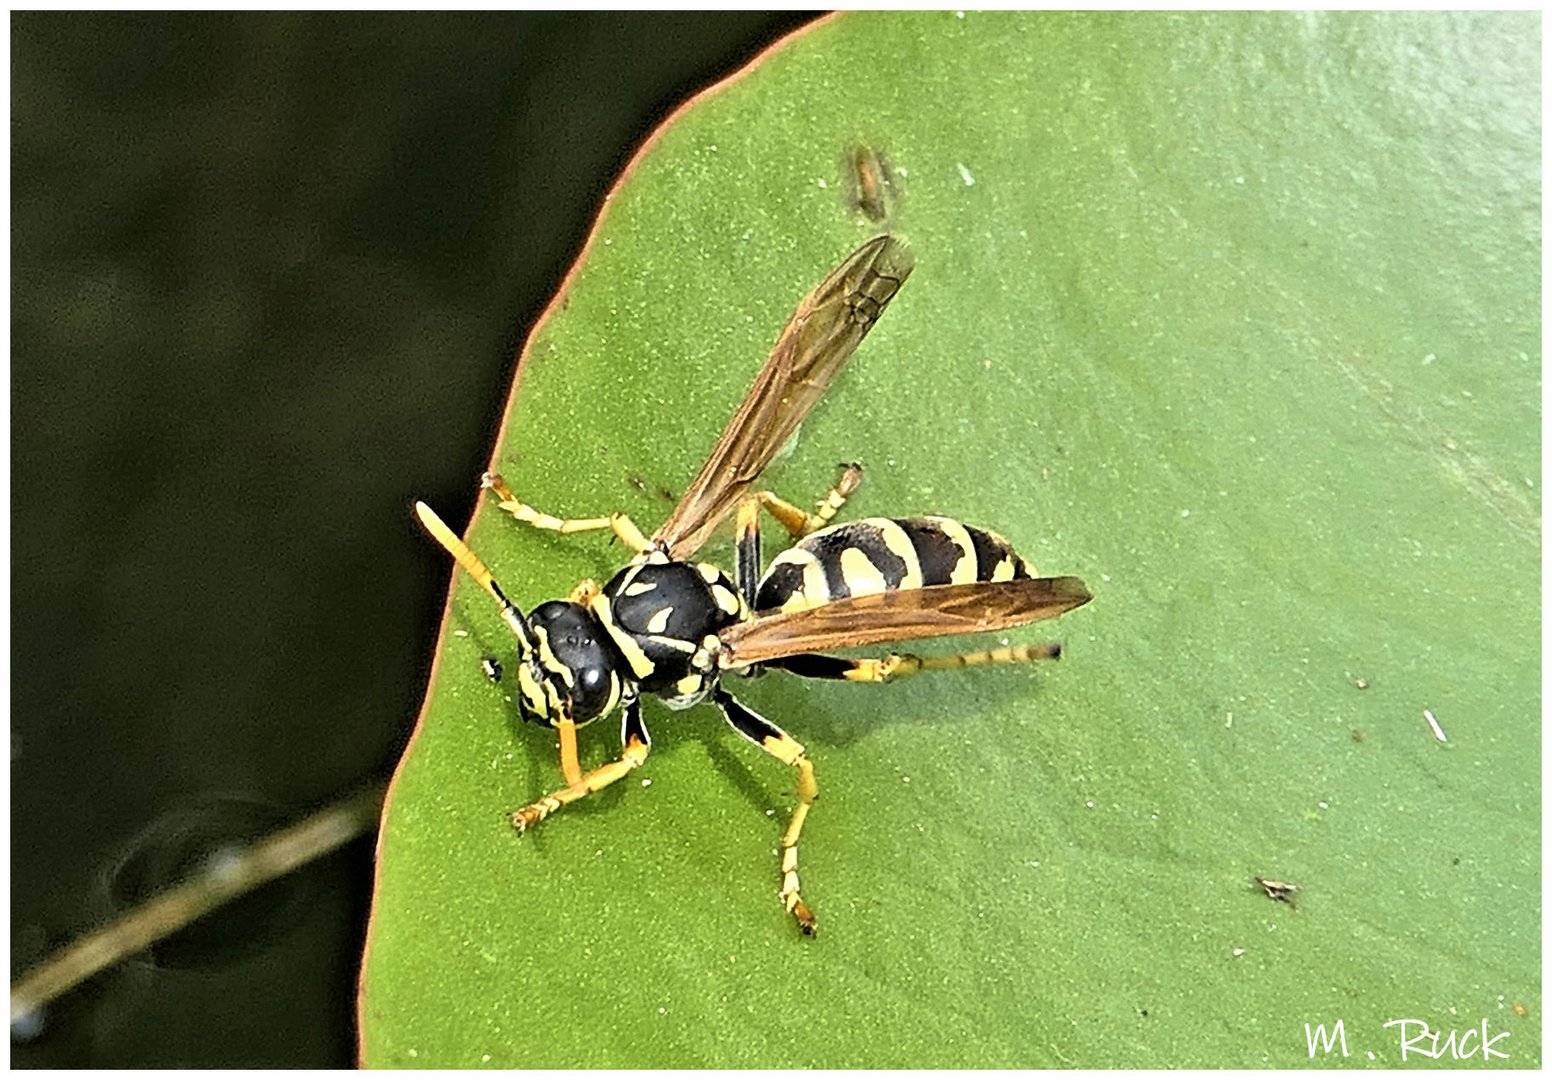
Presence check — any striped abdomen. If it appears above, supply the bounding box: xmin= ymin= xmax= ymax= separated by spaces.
xmin=754 ymin=516 xmax=1036 ymax=614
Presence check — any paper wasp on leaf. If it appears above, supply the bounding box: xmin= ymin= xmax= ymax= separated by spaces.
xmin=416 ymin=235 xmax=1091 ymax=935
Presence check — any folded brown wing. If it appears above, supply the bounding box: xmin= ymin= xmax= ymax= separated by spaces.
xmin=717 ymin=577 xmax=1092 ymax=667
xmin=652 ymin=236 xmax=915 ymax=561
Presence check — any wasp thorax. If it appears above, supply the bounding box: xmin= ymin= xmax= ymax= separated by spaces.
xmin=521 ymin=600 xmax=624 ymax=725
xmin=597 ymin=559 xmax=744 ymax=697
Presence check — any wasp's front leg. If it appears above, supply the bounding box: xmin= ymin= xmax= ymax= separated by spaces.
xmin=483 ymin=472 xmax=652 ymax=554
xmin=512 ymin=699 xmax=651 ymax=830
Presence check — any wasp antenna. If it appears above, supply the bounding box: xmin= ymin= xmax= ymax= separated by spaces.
xmin=414 ymin=501 xmax=535 ymax=647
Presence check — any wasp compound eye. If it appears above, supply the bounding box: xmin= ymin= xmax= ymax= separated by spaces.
xmin=526 ymin=601 xmax=622 ymax=723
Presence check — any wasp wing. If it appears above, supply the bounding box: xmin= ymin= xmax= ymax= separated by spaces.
xmin=716 ymin=577 xmax=1092 ymax=667
xmin=651 ymin=235 xmax=914 ymax=560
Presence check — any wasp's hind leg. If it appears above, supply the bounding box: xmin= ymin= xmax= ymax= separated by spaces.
xmin=758 ymin=462 xmax=863 ymax=540
xmin=769 ymin=642 xmax=1064 ymax=684
xmin=711 ymin=687 xmax=819 ymax=936
xmin=735 ymin=463 xmax=863 ymax=609
xmin=483 ymin=472 xmax=651 ymax=553
xmin=512 ymin=699 xmax=651 ymax=831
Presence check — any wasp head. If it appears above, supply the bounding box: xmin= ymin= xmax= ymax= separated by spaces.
xmin=512 ymin=600 xmax=624 ymax=727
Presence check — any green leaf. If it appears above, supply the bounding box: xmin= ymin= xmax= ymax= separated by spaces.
xmin=361 ymin=12 xmax=1539 ymax=1068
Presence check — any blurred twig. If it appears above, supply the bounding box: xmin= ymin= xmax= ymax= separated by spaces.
xmin=11 ymin=781 xmax=387 ymax=1025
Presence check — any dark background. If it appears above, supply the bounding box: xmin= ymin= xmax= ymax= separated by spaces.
xmin=11 ymin=12 xmax=816 ymax=1067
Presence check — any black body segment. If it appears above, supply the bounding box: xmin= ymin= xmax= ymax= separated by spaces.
xmin=765 ymin=652 xmax=859 ymax=680
xmin=754 ymin=515 xmax=1035 ymax=614
xmin=595 ymin=558 xmax=744 ymax=700
xmin=895 ymin=517 xmax=970 ymax=584
xmin=963 ymin=520 xmax=1030 ymax=582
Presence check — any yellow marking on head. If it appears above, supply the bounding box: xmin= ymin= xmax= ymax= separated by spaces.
xmin=675 ymin=673 xmax=704 ymax=696
xmin=543 ymin=677 xmax=567 ymax=717
xmin=926 ymin=516 xmax=979 ymax=584
xmin=531 ymin=625 xmax=575 ymax=688
xmin=645 ymin=606 xmax=674 ymax=634
xmin=623 ymin=579 xmax=658 ymax=597
xmin=516 ymin=661 xmax=548 ymax=718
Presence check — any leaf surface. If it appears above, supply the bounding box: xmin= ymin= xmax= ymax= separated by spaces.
xmin=361 ymin=12 xmax=1540 ymax=1067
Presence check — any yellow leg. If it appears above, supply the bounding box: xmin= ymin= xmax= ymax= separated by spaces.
xmin=772 ymin=743 xmax=819 ymax=934
xmin=482 ymin=472 xmax=650 ymax=553
xmin=770 ymin=642 xmax=1063 ymax=684
xmin=512 ymin=735 xmax=649 ymax=831
xmin=845 ymin=643 xmax=1062 ymax=682
xmin=557 ymin=718 xmax=582 ymax=786
xmin=756 ymin=462 xmax=863 ymax=539
xmin=737 ymin=464 xmax=864 ymax=606
xmin=713 ymin=687 xmax=819 ymax=935
xmin=568 ymin=579 xmax=600 ymax=606
xmin=513 ymin=704 xmax=651 ymax=830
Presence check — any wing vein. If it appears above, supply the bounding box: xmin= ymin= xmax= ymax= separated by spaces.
xmin=652 ymin=236 xmax=915 ymax=559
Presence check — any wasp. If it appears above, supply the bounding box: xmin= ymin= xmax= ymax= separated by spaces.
xmin=415 ymin=235 xmax=1091 ymax=935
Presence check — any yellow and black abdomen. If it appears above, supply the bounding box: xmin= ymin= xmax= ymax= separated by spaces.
xmin=754 ymin=516 xmax=1036 ymax=614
